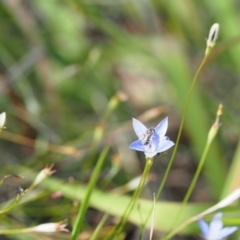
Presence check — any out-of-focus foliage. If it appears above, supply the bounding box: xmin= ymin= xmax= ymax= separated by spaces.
xmin=0 ymin=0 xmax=240 ymax=239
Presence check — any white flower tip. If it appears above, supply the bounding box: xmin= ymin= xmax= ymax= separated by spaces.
xmin=29 ymin=220 xmax=69 ymax=233
xmin=0 ymin=112 xmax=6 ymax=129
xmin=207 ymin=23 xmax=220 ymax=48
xmin=33 ymin=164 xmax=56 ymax=186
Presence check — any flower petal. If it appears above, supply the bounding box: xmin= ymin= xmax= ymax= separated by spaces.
xmin=129 ymin=140 xmax=144 ymax=151
xmin=198 ymin=219 xmax=209 ymax=237
xmin=156 ymin=139 xmax=174 ymax=153
xmin=151 ymin=131 xmax=160 ymax=146
xmin=144 ymin=151 xmax=158 ymax=158
xmin=219 ymin=227 xmax=238 ymax=239
xmin=155 ymin=117 xmax=168 ymax=137
xmin=132 ymin=118 xmax=147 ymax=138
xmin=208 ymin=212 xmax=223 ymax=240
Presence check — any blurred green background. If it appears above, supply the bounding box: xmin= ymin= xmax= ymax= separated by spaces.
xmin=0 ymin=0 xmax=240 ymax=239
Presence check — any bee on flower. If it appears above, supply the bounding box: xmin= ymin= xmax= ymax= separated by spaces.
xmin=129 ymin=117 xmax=174 ymax=158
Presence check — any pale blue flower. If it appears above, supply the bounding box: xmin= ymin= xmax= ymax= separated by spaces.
xmin=129 ymin=117 xmax=174 ymax=158
xmin=198 ymin=212 xmax=238 ymax=240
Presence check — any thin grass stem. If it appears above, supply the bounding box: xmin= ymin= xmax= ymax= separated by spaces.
xmin=71 ymin=146 xmax=109 ymax=240
xmin=139 ymin=55 xmax=208 ymax=239
xmin=104 ymin=158 xmax=153 ymax=240
xmin=113 ymin=158 xmax=153 ymax=240
xmin=163 ymin=105 xmax=222 ymax=239
xmin=90 ymin=213 xmax=108 ymax=240
xmin=156 ymin=55 xmax=208 ymax=201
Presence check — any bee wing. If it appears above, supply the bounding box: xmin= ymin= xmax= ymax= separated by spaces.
xmin=155 ymin=117 xmax=168 ymax=136
xmin=132 ymin=118 xmax=147 ymax=138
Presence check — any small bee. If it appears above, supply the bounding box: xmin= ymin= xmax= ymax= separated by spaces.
xmin=140 ymin=127 xmax=155 ymax=145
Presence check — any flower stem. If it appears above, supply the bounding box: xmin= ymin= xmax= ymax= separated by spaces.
xmin=90 ymin=213 xmax=108 ymax=240
xmin=156 ymin=55 xmax=208 ymax=201
xmin=139 ymin=55 xmax=208 ymax=239
xmin=104 ymin=158 xmax=153 ymax=240
xmin=0 ymin=228 xmax=30 ymax=234
xmin=162 ymin=104 xmax=222 ymax=240
xmin=71 ymin=146 xmax=109 ymax=240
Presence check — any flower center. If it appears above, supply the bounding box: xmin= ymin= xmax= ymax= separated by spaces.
xmin=144 ymin=141 xmax=157 ymax=152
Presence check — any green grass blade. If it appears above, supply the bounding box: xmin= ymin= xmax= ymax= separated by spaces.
xmin=71 ymin=146 xmax=109 ymax=240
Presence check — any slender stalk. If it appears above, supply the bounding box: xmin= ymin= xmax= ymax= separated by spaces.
xmin=113 ymin=158 xmax=153 ymax=240
xmin=0 ymin=229 xmax=30 ymax=234
xmin=163 ymin=105 xmax=222 ymax=240
xmin=139 ymin=55 xmax=208 ymax=239
xmin=0 ymin=193 xmax=25 ymax=215
xmin=104 ymin=158 xmax=153 ymax=240
xmin=162 ymin=137 xmax=212 ymax=240
xmin=162 ymin=215 xmax=198 ymax=240
xmin=90 ymin=213 xmax=108 ymax=240
xmin=71 ymin=146 xmax=109 ymax=240
xmin=156 ymin=55 xmax=208 ymax=200
xmin=149 ymin=193 xmax=156 ymax=240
